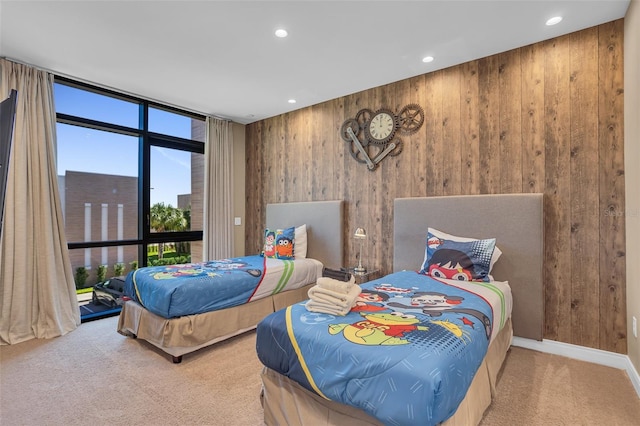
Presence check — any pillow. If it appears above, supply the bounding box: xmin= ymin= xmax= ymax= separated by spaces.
xmin=427 ymin=227 xmax=502 ymax=271
xmin=419 ymin=228 xmax=498 ymax=282
xmin=262 ymin=227 xmax=295 ymax=260
xmin=294 ymin=224 xmax=307 ymax=259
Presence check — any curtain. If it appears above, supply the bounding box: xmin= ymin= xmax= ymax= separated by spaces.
xmin=0 ymin=59 xmax=80 ymax=345
xmin=203 ymin=117 xmax=234 ymax=260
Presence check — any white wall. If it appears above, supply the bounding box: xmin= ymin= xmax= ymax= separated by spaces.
xmin=625 ymin=0 xmax=640 ymax=372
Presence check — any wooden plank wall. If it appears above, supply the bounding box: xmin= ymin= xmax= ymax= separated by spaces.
xmin=245 ymin=21 xmax=626 ymax=353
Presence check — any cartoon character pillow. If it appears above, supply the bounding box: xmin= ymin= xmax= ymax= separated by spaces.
xmin=262 ymin=227 xmax=295 ymax=260
xmin=419 ymin=230 xmax=496 ymax=282
xmin=426 ymin=227 xmax=502 ymax=272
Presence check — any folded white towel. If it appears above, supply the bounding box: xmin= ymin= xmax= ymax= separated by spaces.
xmin=317 ymin=276 xmax=356 ymax=294
xmin=305 ymin=300 xmax=352 ymax=316
xmin=308 ymin=284 xmax=361 ymax=309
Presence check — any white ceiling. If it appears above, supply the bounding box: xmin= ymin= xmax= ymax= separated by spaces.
xmin=0 ymin=0 xmax=630 ymax=124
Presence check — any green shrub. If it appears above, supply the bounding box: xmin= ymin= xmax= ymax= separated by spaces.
xmin=153 ymin=255 xmax=191 ymax=266
xmin=149 ymin=258 xmax=176 ymax=267
xmin=96 ymin=264 xmax=107 ymax=283
xmin=130 ymin=260 xmax=138 ymax=270
xmin=75 ymin=267 xmax=88 ymax=289
xmin=114 ymin=262 xmax=125 ymax=277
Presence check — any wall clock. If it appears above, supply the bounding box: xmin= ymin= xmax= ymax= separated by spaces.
xmin=365 ymin=108 xmax=397 ymax=144
xmin=340 ymin=104 xmax=424 ymax=171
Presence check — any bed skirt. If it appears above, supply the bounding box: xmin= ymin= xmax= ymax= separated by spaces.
xmin=260 ymin=318 xmax=513 ymax=426
xmin=117 ymin=283 xmax=314 ymax=361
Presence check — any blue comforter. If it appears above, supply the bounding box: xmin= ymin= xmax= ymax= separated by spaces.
xmin=256 ymin=270 xmax=499 ymax=426
xmin=125 ymin=255 xmax=268 ymax=318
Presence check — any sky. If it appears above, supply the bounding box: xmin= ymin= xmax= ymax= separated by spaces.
xmin=54 ymin=83 xmax=197 ymax=207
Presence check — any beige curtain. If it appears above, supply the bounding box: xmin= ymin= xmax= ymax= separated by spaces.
xmin=0 ymin=59 xmax=80 ymax=345
xmin=203 ymin=117 xmax=234 ymax=260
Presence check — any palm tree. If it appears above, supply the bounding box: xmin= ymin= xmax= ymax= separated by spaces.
xmin=150 ymin=202 xmax=187 ymax=259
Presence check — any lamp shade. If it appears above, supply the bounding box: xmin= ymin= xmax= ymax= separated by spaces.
xmin=354 ymin=228 xmax=367 ymax=239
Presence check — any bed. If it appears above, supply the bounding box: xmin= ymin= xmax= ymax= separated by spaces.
xmin=257 ymin=193 xmax=544 ymax=425
xmin=117 ymin=200 xmax=345 ymax=363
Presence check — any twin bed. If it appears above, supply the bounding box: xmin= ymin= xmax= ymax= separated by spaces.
xmin=117 ymin=194 xmax=544 ymax=425
xmin=257 ymin=194 xmax=544 ymax=425
xmin=117 ymin=200 xmax=345 ymax=363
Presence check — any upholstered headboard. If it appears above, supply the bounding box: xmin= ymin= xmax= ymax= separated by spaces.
xmin=266 ymin=200 xmax=344 ymax=270
xmin=393 ymin=194 xmax=544 ymax=340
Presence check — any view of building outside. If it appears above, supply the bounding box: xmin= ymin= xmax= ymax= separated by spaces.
xmin=55 ymin=80 xmax=206 ymax=287
xmin=59 ymin=171 xmax=138 ymax=282
xmin=58 ymin=145 xmax=205 ymax=285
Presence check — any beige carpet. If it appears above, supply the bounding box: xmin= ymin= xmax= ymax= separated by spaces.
xmin=480 ymin=347 xmax=640 ymax=426
xmin=1 ymin=316 xmax=639 ymax=426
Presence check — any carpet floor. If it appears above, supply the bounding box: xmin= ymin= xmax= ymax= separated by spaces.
xmin=1 ymin=316 xmax=639 ymax=425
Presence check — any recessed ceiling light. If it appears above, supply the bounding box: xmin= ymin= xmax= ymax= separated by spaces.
xmin=546 ymin=16 xmax=563 ymax=26
xmin=422 ymin=56 xmax=434 ymax=63
xmin=275 ymin=28 xmax=288 ymax=38
xmin=288 ymin=99 xmax=296 ymax=104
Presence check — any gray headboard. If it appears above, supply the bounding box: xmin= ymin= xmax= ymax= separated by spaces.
xmin=266 ymin=200 xmax=344 ymax=270
xmin=393 ymin=194 xmax=544 ymax=340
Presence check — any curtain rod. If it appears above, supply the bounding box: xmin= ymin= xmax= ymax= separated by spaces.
xmin=1 ymin=56 xmax=230 ymax=122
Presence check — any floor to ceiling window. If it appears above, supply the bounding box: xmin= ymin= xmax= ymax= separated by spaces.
xmin=54 ymin=77 xmax=205 ymax=292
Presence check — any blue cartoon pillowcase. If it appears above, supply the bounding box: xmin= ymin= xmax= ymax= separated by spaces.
xmin=262 ymin=227 xmax=295 ymax=260
xmin=419 ymin=228 xmax=498 ymax=282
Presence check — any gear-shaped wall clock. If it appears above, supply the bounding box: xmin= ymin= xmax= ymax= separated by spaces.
xmin=340 ymin=104 xmax=424 ymax=171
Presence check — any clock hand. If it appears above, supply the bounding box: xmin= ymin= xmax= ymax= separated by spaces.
xmin=347 ymin=127 xmax=375 ymax=170
xmin=372 ymin=142 xmax=397 ymax=165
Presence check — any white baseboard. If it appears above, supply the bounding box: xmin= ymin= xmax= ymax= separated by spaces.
xmin=511 ymin=337 xmax=640 ymax=399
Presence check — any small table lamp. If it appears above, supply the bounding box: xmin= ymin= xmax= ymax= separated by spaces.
xmin=354 ymin=227 xmax=367 ymax=274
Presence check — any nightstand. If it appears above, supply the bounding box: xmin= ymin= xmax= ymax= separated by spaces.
xmin=343 ymin=268 xmax=381 ymax=284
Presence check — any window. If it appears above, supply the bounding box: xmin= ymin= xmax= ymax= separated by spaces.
xmin=55 ymin=78 xmax=205 ymax=287
xmin=57 ymin=124 xmax=139 ymax=242
xmin=55 ymin=83 xmax=139 ymax=128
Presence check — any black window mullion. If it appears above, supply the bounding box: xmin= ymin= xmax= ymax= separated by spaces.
xmin=147 ymin=231 xmax=203 ymax=244
xmin=149 ymin=133 xmax=204 ymax=154
xmin=56 ymin=113 xmax=140 ymax=137
xmin=68 ymin=239 xmax=140 ymax=250
xmin=139 ymin=100 xmax=150 ymax=266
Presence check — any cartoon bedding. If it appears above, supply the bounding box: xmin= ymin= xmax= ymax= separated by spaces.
xmin=256 ymin=270 xmax=512 ymax=426
xmin=123 ymin=255 xmax=322 ymax=319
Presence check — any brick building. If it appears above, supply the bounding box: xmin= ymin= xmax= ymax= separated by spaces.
xmin=60 ymin=171 xmax=139 ymax=283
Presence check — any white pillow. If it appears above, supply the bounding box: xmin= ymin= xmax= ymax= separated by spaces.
xmin=295 ymin=224 xmax=307 ymax=259
xmin=427 ymin=227 xmax=502 ymax=272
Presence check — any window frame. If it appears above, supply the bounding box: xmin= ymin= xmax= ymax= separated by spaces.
xmin=56 ymin=76 xmax=205 ymax=267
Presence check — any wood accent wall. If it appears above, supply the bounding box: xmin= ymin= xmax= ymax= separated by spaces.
xmin=245 ymin=20 xmax=626 ymax=353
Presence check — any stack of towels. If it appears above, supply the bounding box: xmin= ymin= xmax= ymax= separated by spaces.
xmin=306 ymin=275 xmax=360 ymax=316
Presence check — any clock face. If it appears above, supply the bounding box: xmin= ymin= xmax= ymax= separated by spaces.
xmin=366 ymin=111 xmax=396 ymax=144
